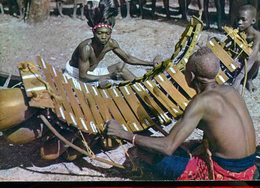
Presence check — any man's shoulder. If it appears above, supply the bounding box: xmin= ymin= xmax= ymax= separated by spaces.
xmin=191 ymin=91 xmax=213 ymax=106
xmin=78 ymin=39 xmax=92 ymax=51
xmin=78 ymin=39 xmax=92 ymax=48
xmin=195 ymin=86 xmax=231 ymax=105
xmin=109 ymin=38 xmax=119 ymax=48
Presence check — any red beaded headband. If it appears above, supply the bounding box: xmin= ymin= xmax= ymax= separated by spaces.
xmin=92 ymin=23 xmax=112 ymax=32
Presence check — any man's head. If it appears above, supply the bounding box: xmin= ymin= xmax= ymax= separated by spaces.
xmin=86 ymin=0 xmax=118 ymax=38
xmin=93 ymin=25 xmax=112 ymax=45
xmin=185 ymin=47 xmax=219 ymax=88
xmin=237 ymin=5 xmax=257 ymax=32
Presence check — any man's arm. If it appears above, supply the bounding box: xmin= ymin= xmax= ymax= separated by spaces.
xmin=105 ymin=95 xmax=205 ymax=156
xmin=78 ymin=45 xmax=112 ymax=82
xmin=111 ymin=39 xmax=159 ymax=66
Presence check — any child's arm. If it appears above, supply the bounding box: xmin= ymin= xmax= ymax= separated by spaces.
xmin=233 ymin=33 xmax=260 ymax=89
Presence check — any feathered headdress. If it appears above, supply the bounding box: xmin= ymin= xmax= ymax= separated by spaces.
xmin=86 ymin=0 xmax=118 ymax=31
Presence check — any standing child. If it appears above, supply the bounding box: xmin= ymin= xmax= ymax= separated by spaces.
xmin=233 ymin=5 xmax=260 ymax=92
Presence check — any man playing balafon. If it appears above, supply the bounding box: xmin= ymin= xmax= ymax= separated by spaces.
xmin=104 ymin=47 xmax=257 ymax=180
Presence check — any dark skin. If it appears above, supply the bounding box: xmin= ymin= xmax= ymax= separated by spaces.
xmin=69 ymin=26 xmax=161 ymax=83
xmin=179 ymin=0 xmax=224 ymax=30
xmin=233 ymin=9 xmax=260 ymax=92
xmin=105 ymin=51 xmax=256 ymax=162
xmin=203 ymin=0 xmax=225 ymax=30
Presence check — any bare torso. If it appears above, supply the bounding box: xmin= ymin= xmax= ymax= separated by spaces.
xmin=246 ymin=29 xmax=260 ymax=53
xmin=196 ymin=84 xmax=255 ymax=159
xmin=69 ymin=38 xmax=116 ymax=71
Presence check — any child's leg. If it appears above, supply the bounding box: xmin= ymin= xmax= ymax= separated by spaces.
xmin=204 ymin=0 xmax=210 ymax=28
xmin=0 ymin=3 xmax=3 ymax=14
xmin=246 ymin=60 xmax=260 ymax=92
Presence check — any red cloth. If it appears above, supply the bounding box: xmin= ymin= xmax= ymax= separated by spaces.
xmin=177 ymin=156 xmax=256 ymax=180
xmin=212 ymin=160 xmax=256 ymax=180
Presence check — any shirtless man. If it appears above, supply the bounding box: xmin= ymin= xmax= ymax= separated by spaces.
xmin=232 ymin=5 xmax=260 ymax=92
xmin=64 ymin=0 xmax=160 ymax=85
xmin=104 ymin=47 xmax=256 ymax=180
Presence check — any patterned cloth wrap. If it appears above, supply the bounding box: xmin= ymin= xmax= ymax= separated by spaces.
xmin=177 ymin=155 xmax=256 ymax=180
xmin=177 ymin=141 xmax=256 ymax=181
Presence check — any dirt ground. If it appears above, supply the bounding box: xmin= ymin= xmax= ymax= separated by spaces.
xmin=0 ymin=1 xmax=259 ymax=182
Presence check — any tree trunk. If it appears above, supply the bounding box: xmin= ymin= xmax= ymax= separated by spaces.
xmin=27 ymin=0 xmax=51 ymax=24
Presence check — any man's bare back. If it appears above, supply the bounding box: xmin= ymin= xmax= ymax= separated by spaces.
xmin=193 ymin=84 xmax=255 ymax=159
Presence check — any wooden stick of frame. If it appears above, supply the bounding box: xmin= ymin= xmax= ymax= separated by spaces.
xmin=39 ymin=115 xmax=125 ymax=169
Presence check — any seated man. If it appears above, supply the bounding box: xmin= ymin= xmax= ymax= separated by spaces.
xmin=232 ymin=5 xmax=260 ymax=92
xmin=104 ymin=47 xmax=256 ymax=180
xmin=64 ymin=0 xmax=160 ymax=86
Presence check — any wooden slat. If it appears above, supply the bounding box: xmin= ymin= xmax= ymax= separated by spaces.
xmin=173 ymin=26 xmax=193 ymax=58
xmin=87 ymin=86 xmax=119 ymax=148
xmin=166 ymin=66 xmax=196 ymax=98
xmin=37 ymin=58 xmax=62 ymax=119
xmin=99 ymin=88 xmax=131 ymax=132
xmin=81 ymin=83 xmax=104 ymax=132
xmin=45 ymin=64 xmax=66 ymax=120
xmin=69 ymin=78 xmax=97 ymax=134
xmin=47 ymin=67 xmax=74 ymax=125
xmin=143 ymin=79 xmax=182 ymax=118
xmin=79 ymin=82 xmax=100 ymax=134
xmin=118 ymin=85 xmax=155 ymax=130
xmin=215 ymin=70 xmax=229 ymax=84
xmin=207 ymin=38 xmax=239 ymax=72
xmin=56 ymin=72 xmax=83 ymax=128
xmin=107 ymin=87 xmax=143 ymax=132
xmin=18 ymin=61 xmax=53 ymax=108
xmin=155 ymin=73 xmax=188 ymax=111
xmin=173 ymin=18 xmax=196 ymax=59
xmin=131 ymin=83 xmax=171 ymax=125
xmin=173 ymin=16 xmax=203 ymax=65
xmin=88 ymin=85 xmax=112 ymax=123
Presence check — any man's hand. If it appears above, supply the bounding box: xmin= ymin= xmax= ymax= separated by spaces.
xmin=104 ymin=119 xmax=125 ymax=139
xmin=152 ymin=55 xmax=162 ymax=67
xmin=110 ymin=71 xmax=123 ymax=80
xmin=98 ymin=78 xmax=111 ymax=88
